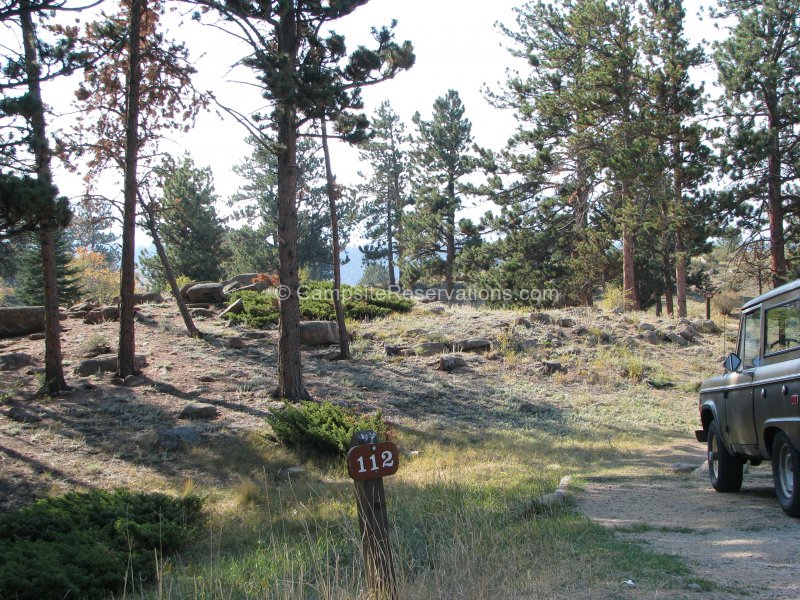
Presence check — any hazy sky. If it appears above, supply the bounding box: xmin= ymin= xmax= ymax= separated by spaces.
xmin=48 ymin=0 xmax=720 ymax=246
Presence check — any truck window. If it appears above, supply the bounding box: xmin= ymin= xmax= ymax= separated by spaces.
xmin=765 ymin=300 xmax=800 ymax=354
xmin=739 ymin=309 xmax=762 ymax=368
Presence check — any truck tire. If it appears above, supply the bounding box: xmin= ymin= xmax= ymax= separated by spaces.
xmin=771 ymin=431 xmax=800 ymax=517
xmin=708 ymin=421 xmax=743 ymax=492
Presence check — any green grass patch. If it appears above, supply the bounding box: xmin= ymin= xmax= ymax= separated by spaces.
xmin=0 ymin=489 xmax=203 ymax=600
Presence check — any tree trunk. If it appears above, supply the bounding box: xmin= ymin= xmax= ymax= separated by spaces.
xmin=665 ymin=285 xmax=674 ymax=317
xmin=275 ymin=7 xmax=308 ymax=400
xmin=117 ymin=0 xmax=145 ymax=378
xmin=655 ymin=295 xmax=662 ymax=317
xmin=141 ymin=202 xmax=200 ymax=338
xmin=20 ymin=0 xmax=68 ymax=394
xmin=320 ymin=118 xmax=350 ymax=359
xmin=386 ymin=184 xmax=396 ymax=289
xmin=675 ymin=230 xmax=687 ymax=318
xmin=767 ymin=97 xmax=786 ymax=288
xmin=445 ymin=177 xmax=456 ymax=296
xmin=622 ymin=225 xmax=639 ymax=311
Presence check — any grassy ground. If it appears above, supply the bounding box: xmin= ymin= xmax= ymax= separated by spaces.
xmin=111 ymin=301 xmax=727 ymax=599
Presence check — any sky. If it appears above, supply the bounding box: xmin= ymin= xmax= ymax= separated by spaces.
xmin=44 ymin=0 xmax=723 ymax=281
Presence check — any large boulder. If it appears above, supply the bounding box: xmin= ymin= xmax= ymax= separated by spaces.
xmin=74 ymin=353 xmax=147 ymax=376
xmin=219 ymin=298 xmax=244 ymax=318
xmin=223 ymin=273 xmax=261 ymax=289
xmin=0 ymin=306 xmax=45 ymax=338
xmin=83 ymin=305 xmax=120 ymax=325
xmin=298 ymin=321 xmax=339 ymax=346
xmin=185 ymin=283 xmax=226 ymax=304
xmin=0 ymin=352 xmax=34 ymax=371
xmin=696 ymin=319 xmax=722 ymax=334
xmin=415 ymin=341 xmax=451 ymax=356
xmin=453 ymin=338 xmax=492 ymax=352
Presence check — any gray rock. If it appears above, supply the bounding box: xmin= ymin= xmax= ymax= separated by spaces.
xmin=241 ymin=330 xmax=270 ymax=339
xmin=83 ymin=305 xmax=120 ymax=325
xmin=0 ymin=352 xmax=33 ymax=371
xmin=428 ymin=305 xmax=446 ymax=315
xmin=696 ymin=319 xmax=722 ymax=334
xmin=28 ymin=332 xmax=46 ymax=341
xmin=74 ymin=353 xmax=147 ymax=376
xmin=540 ymin=361 xmax=567 ymax=375
xmin=637 ymin=322 xmax=656 ymax=332
xmin=159 ymin=426 xmax=201 ymax=450
xmin=232 ymin=281 xmax=271 ymax=294
xmin=197 ymin=374 xmax=216 ymax=382
xmin=5 ymin=405 xmax=42 ymax=423
xmin=124 ymin=375 xmax=146 ymax=387
xmin=186 ymin=303 xmax=213 ymax=309
xmin=415 ymin=341 xmax=451 ymax=356
xmin=219 ymin=298 xmax=245 ymax=318
xmin=678 ymin=326 xmax=699 ymax=342
xmin=438 ymin=355 xmax=467 ymax=372
xmin=556 ymin=317 xmax=576 ymax=328
xmin=530 ymin=312 xmax=552 ymax=325
xmin=279 ymin=465 xmax=306 ymax=480
xmin=692 ymin=463 xmax=709 ymax=481
xmin=190 ymin=308 xmax=216 ymax=319
xmin=453 ymin=338 xmax=491 ymax=352
xmin=515 ymin=317 xmax=532 ymax=328
xmin=687 ymin=583 xmax=703 ymax=592
xmin=667 ymin=332 xmax=690 ymax=347
xmin=642 ymin=330 xmax=661 ymax=345
xmin=669 ymin=462 xmax=702 ymax=473
xmin=0 ymin=306 xmax=45 ymax=337
xmin=179 ymin=402 xmax=218 ymax=419
xmin=222 ymin=273 xmax=261 ymax=290
xmin=185 ymin=282 xmax=226 ymax=304
xmin=298 ymin=321 xmax=339 ymax=346
xmin=69 ymin=301 xmax=98 ymax=313
xmin=226 ymin=337 xmax=246 ymax=349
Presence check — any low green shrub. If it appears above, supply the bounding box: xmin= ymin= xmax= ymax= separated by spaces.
xmin=0 ymin=489 xmax=203 ymax=600
xmin=267 ymin=401 xmax=387 ymax=457
xmin=223 ymin=282 xmax=413 ymax=329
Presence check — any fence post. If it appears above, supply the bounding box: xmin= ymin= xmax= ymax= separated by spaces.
xmin=348 ymin=431 xmax=398 ymax=600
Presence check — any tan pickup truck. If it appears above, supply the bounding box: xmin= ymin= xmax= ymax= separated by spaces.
xmin=696 ymin=280 xmax=800 ymax=516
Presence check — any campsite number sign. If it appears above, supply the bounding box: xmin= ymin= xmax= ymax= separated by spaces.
xmin=347 ymin=441 xmax=399 ymax=481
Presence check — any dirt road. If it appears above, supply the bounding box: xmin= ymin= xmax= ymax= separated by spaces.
xmin=577 ymin=443 xmax=800 ymax=599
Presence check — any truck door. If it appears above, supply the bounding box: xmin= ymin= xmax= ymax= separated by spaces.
xmin=725 ymin=308 xmax=761 ymax=450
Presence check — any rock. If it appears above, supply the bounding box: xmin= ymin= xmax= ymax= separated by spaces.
xmin=556 ymin=317 xmax=576 ymax=328
xmin=241 ymin=330 xmax=270 ymax=339
xmin=0 ymin=306 xmax=45 ymax=337
xmin=415 ymin=341 xmax=451 ymax=356
xmin=360 ymin=332 xmax=377 ymax=341
xmin=669 ymin=462 xmax=702 ymax=473
xmin=573 ymin=325 xmax=588 ymax=336
xmin=5 ymin=405 xmax=42 ymax=423
xmin=384 ymin=344 xmax=403 ymax=356
xmin=298 ymin=321 xmax=339 ymax=346
xmin=0 ymin=352 xmax=33 ymax=371
xmin=529 ymin=312 xmax=552 ymax=325
xmin=696 ymin=319 xmax=722 ymax=334
xmin=678 ymin=326 xmax=699 ymax=342
xmin=222 ymin=273 xmax=261 ymax=290
xmin=74 ymin=353 xmax=147 ymax=376
xmin=453 ymin=338 xmax=491 ymax=352
xmin=159 ymin=426 xmax=201 ymax=450
xmin=83 ymin=305 xmax=119 ymax=325
xmin=123 ymin=375 xmax=146 ymax=387
xmin=190 ymin=308 xmax=216 ymax=319
xmin=667 ymin=332 xmax=690 ymax=347
xmin=692 ymin=463 xmax=708 ymax=481
xmin=515 ymin=317 xmax=532 ymax=328
xmin=197 ymin=374 xmax=216 ymax=382
xmin=133 ymin=291 xmax=163 ymax=305
xmin=642 ymin=330 xmax=660 ymax=345
xmin=540 ymin=361 xmax=567 ymax=375
xmin=398 ymin=348 xmax=416 ymax=357
xmin=69 ymin=300 xmax=98 ymax=313
xmin=226 ymin=337 xmax=246 ymax=349
xmin=28 ymin=332 xmax=45 ymax=341
xmin=186 ymin=303 xmax=213 ymax=309
xmin=611 ymin=306 xmax=624 ymax=315
xmin=185 ymin=282 xmax=226 ymax=304
xmin=279 ymin=465 xmax=306 ymax=480
xmin=687 ymin=583 xmax=703 ymax=592
xmin=219 ymin=298 xmax=245 ymax=318
xmin=637 ymin=322 xmax=656 ymax=331
xmin=428 ymin=305 xmax=446 ymax=315
xmin=179 ymin=402 xmax=218 ymax=419
xmin=437 ymin=355 xmax=467 ymax=372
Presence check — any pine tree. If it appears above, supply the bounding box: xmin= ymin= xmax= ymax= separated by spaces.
xmin=16 ymin=232 xmax=82 ymax=307
xmin=358 ymin=101 xmax=410 ymax=288
xmin=406 ymin=90 xmax=477 ymax=294
xmin=145 ymin=154 xmax=227 ymax=282
xmin=714 ymin=0 xmax=800 ymax=288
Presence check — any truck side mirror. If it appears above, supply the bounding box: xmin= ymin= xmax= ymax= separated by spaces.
xmin=724 ymin=353 xmax=742 ymax=372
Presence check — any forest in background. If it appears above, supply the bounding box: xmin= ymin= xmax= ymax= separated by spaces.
xmin=0 ymin=0 xmax=798 ymax=397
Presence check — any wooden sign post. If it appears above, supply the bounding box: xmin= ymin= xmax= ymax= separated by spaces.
xmin=703 ymin=290 xmax=716 ymax=320
xmin=348 ymin=431 xmax=399 ymax=600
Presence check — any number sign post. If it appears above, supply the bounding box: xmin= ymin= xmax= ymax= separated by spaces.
xmin=347 ymin=431 xmax=399 ymax=600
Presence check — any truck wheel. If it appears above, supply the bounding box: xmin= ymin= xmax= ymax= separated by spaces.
xmin=708 ymin=421 xmax=743 ymax=492
xmin=771 ymin=431 xmax=800 ymax=517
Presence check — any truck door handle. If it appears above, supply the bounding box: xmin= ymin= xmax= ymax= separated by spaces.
xmin=761 ymin=388 xmax=767 ymax=398
xmin=783 ymin=385 xmax=789 ymax=396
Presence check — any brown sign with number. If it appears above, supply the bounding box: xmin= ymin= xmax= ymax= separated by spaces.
xmin=347 ymin=442 xmax=399 ymax=481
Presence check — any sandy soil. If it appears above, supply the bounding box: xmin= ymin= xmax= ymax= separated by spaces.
xmin=577 ymin=443 xmax=800 ymax=599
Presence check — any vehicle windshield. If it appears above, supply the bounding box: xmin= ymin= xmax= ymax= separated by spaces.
xmin=739 ymin=309 xmax=762 ymax=369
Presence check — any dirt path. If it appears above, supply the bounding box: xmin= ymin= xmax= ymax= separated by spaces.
xmin=576 ymin=443 xmax=800 ymax=599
